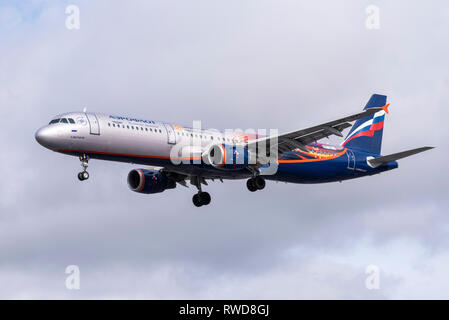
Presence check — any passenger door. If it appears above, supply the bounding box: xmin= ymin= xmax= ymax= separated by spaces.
xmin=163 ymin=123 xmax=176 ymax=144
xmin=346 ymin=149 xmax=356 ymax=170
xmin=86 ymin=113 xmax=100 ymax=135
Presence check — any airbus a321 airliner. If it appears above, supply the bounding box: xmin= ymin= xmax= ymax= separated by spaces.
xmin=35 ymin=94 xmax=432 ymax=207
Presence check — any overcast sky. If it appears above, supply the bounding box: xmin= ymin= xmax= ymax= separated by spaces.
xmin=0 ymin=0 xmax=448 ymax=299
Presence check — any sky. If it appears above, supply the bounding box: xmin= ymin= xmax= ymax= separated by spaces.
xmin=0 ymin=0 xmax=448 ymax=299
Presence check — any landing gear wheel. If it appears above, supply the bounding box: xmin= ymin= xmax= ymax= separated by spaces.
xmin=78 ymin=154 xmax=90 ymax=182
xmin=78 ymin=171 xmax=89 ymax=181
xmin=199 ymin=192 xmax=211 ymax=205
xmin=191 ymin=176 xmax=212 ymax=207
xmin=193 ymin=194 xmax=203 ymax=207
xmin=192 ymin=192 xmax=211 ymax=207
xmin=247 ymin=177 xmax=265 ymax=191
xmin=254 ymin=176 xmax=265 ymax=190
xmin=247 ymin=179 xmax=258 ymax=192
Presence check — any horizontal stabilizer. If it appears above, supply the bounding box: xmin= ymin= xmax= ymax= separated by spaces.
xmin=368 ymin=147 xmax=434 ymax=167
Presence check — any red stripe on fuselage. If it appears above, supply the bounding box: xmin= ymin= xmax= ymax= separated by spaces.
xmin=56 ymin=149 xmax=201 ymax=161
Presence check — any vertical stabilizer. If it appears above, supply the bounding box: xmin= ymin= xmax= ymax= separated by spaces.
xmin=341 ymin=94 xmax=388 ymax=155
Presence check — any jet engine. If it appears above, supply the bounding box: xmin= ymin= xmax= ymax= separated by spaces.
xmin=202 ymin=144 xmax=254 ymax=169
xmin=127 ymin=169 xmax=176 ymax=194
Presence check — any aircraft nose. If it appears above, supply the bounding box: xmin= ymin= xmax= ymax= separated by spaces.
xmin=35 ymin=126 xmax=55 ymax=149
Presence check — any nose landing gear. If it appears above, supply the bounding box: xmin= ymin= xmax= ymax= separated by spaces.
xmin=78 ymin=154 xmax=90 ymax=181
xmin=78 ymin=171 xmax=89 ymax=181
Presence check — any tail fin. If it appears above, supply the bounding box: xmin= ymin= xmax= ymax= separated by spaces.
xmin=341 ymin=94 xmax=389 ymax=155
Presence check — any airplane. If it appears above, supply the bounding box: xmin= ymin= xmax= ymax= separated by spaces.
xmin=35 ymin=94 xmax=433 ymax=207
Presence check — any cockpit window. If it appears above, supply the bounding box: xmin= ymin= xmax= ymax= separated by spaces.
xmin=49 ymin=118 xmax=76 ymax=125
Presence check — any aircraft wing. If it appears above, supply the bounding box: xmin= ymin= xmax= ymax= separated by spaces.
xmin=245 ymin=107 xmax=385 ymax=154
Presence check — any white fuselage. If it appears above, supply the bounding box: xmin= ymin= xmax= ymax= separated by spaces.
xmin=35 ymin=112 xmax=253 ymax=179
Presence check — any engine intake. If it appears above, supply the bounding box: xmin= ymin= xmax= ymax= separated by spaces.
xmin=127 ymin=169 xmax=176 ymax=194
xmin=202 ymin=144 xmax=253 ymax=169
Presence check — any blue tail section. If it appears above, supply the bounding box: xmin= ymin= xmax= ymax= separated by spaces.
xmin=341 ymin=94 xmax=388 ymax=155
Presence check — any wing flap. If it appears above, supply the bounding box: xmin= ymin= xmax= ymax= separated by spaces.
xmin=297 ymin=123 xmax=352 ymax=146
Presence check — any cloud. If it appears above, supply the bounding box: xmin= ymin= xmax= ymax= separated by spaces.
xmin=0 ymin=0 xmax=447 ymax=299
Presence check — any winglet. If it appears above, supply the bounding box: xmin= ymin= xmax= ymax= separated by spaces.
xmin=382 ymin=104 xmax=390 ymax=114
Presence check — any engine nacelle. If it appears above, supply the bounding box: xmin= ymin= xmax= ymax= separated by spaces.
xmin=202 ymin=144 xmax=253 ymax=169
xmin=127 ymin=169 xmax=176 ymax=194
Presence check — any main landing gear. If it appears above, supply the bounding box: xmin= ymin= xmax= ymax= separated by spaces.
xmin=247 ymin=176 xmax=265 ymax=192
xmin=191 ymin=176 xmax=211 ymax=207
xmin=78 ymin=154 xmax=90 ymax=181
xmin=193 ymin=192 xmax=211 ymax=207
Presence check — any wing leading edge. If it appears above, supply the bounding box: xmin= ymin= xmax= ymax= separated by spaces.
xmin=245 ymin=107 xmax=386 ymax=155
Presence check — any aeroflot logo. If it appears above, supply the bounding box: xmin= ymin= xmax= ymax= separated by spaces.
xmin=109 ymin=115 xmax=156 ymax=124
